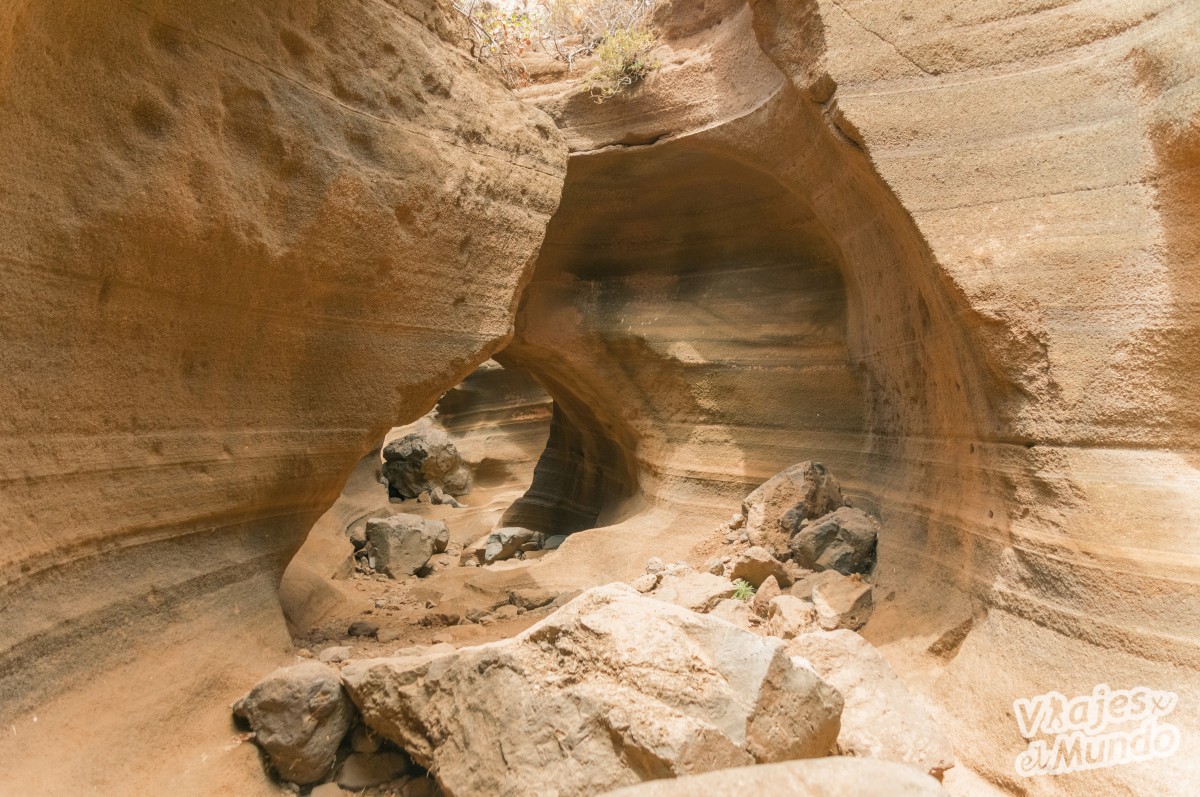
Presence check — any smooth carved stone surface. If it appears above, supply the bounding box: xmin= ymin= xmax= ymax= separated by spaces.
xmin=598 ymin=757 xmax=948 ymax=797
xmin=510 ymin=2 xmax=1200 ymax=794
xmin=342 ymin=585 xmax=843 ymax=797
xmin=0 ymin=0 xmax=564 ymax=791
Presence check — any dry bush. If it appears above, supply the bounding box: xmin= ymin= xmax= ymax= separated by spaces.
xmin=452 ymin=0 xmax=659 ymax=97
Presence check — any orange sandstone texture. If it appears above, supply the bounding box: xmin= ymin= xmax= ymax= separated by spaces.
xmin=0 ymin=0 xmax=564 ymax=793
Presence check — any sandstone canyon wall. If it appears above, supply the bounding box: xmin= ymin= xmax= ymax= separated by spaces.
xmin=0 ymin=0 xmax=564 ymax=792
xmin=498 ymin=1 xmax=1200 ymax=795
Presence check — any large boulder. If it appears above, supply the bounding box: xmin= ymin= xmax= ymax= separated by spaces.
xmin=341 ymin=584 xmax=843 ymax=797
xmin=598 ymin=757 xmax=948 ymax=797
xmin=787 ymin=630 xmax=955 ymax=778
xmin=232 ymin=662 xmax=355 ymax=785
xmin=788 ymin=507 xmax=878 ymax=575
xmin=382 ymin=429 xmax=471 ymax=501
xmin=366 ymin=514 xmax=449 ymax=578
xmin=742 ymin=462 xmax=844 ymax=556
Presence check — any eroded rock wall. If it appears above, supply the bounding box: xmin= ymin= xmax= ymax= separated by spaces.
xmin=0 ymin=0 xmax=564 ymax=791
xmin=508 ymin=1 xmax=1200 ymax=794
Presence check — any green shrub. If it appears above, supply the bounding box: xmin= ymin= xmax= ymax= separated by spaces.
xmin=732 ymin=579 xmax=756 ymax=602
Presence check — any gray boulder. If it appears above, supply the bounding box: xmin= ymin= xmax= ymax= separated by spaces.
xmin=483 ymin=527 xmax=543 ymax=562
xmin=788 ymin=506 xmax=878 ymax=575
xmin=742 ymin=461 xmax=844 ymax=556
xmin=382 ymin=428 xmax=471 ymax=500
xmin=232 ymin=662 xmax=354 ymax=785
xmin=366 ymin=514 xmax=449 ymax=578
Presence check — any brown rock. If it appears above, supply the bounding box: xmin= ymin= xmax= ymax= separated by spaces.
xmin=750 ymin=575 xmax=783 ymax=618
xmin=366 ymin=515 xmax=450 ymax=578
xmin=812 ymin=572 xmax=874 ymax=631
xmin=765 ymin=596 xmax=817 ymax=640
xmin=788 ymin=507 xmax=878 ymax=575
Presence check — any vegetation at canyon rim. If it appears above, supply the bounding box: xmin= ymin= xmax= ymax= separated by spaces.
xmin=453 ymin=0 xmax=660 ymax=98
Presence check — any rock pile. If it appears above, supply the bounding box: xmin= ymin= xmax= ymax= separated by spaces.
xmin=381 ymin=428 xmax=472 ymax=503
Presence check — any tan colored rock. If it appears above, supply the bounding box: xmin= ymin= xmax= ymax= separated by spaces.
xmin=0 ymin=0 xmax=565 ymax=789
xmin=731 ymin=546 xmax=794 ymax=588
xmin=649 ymin=571 xmax=737 ymax=613
xmin=812 ymin=572 xmax=874 ymax=631
xmin=341 ymin=585 xmax=842 ymax=797
xmin=766 ymin=596 xmax=817 ymax=640
xmin=597 ymin=757 xmax=947 ymax=797
xmin=750 ymin=575 xmax=783 ymax=618
xmin=708 ymin=598 xmax=757 ymax=630
xmin=787 ymin=630 xmax=954 ymax=778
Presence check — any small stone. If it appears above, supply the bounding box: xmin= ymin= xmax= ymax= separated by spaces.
xmin=543 ymin=534 xmax=568 ymax=549
xmin=295 ymin=648 xmax=312 ymax=659
xmin=750 ymin=575 xmax=782 ymax=618
xmin=336 ymin=751 xmax=410 ymax=790
xmin=730 ymin=513 xmax=745 ymax=529
xmin=350 ymin=725 xmax=382 ymax=754
xmin=708 ymin=598 xmax=756 ymax=630
xmin=630 ymin=573 xmax=660 ymax=593
xmin=766 ymin=595 xmax=817 ymax=639
xmin=730 ymin=546 xmax=793 ymax=589
xmin=509 ymin=588 xmax=558 ymax=610
xmin=649 ymin=571 xmax=736 ymax=613
xmin=704 ymin=557 xmax=725 ymax=576
xmin=317 ymin=646 xmax=353 ymax=664
xmin=812 ymin=572 xmax=874 ymax=631
xmin=348 ymin=620 xmax=378 ymax=638
xmin=645 ymin=556 xmax=666 ymax=574
xmin=493 ymin=604 xmax=520 ymax=621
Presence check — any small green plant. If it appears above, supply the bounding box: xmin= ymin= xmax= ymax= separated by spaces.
xmin=581 ymin=24 xmax=658 ymax=102
xmin=732 ymin=579 xmax=756 ymax=602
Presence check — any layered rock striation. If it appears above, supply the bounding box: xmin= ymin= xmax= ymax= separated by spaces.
xmin=0 ymin=0 xmax=564 ymax=791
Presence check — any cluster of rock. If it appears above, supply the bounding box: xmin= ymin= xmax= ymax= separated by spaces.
xmin=380 ymin=429 xmax=471 ymax=504
xmin=728 ymin=461 xmax=878 ymax=573
xmin=632 ymin=556 xmax=951 ymax=779
xmin=236 ymin=584 xmax=950 ymax=796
